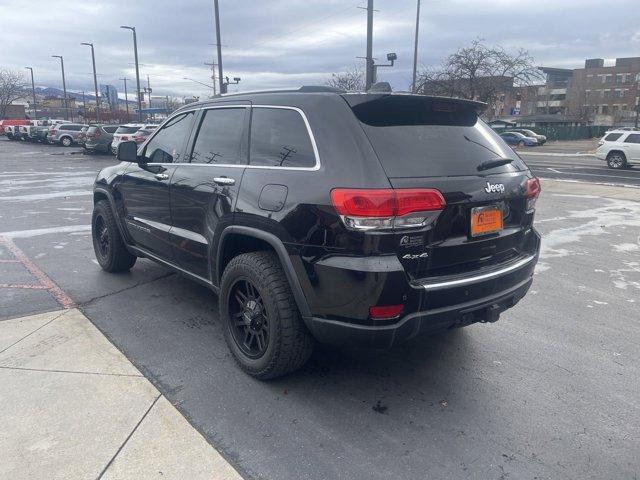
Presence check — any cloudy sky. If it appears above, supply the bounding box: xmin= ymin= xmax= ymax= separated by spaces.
xmin=1 ymin=0 xmax=639 ymax=99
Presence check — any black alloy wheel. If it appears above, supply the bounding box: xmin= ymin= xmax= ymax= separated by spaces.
xmin=228 ymin=278 xmax=270 ymax=358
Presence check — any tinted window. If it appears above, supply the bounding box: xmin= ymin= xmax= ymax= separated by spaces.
xmin=190 ymin=108 xmax=246 ymax=164
xmin=104 ymin=126 xmax=118 ymax=133
xmin=347 ymin=95 xmax=526 ymax=177
xmin=604 ymin=133 xmax=623 ymax=142
xmin=116 ymin=126 xmax=140 ymax=134
xmin=624 ymin=134 xmax=640 ymax=144
xmin=143 ymin=112 xmax=194 ymax=163
xmin=249 ymin=108 xmax=316 ymax=168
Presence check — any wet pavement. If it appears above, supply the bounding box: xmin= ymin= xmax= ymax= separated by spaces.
xmin=1 ymin=137 xmax=639 ymax=480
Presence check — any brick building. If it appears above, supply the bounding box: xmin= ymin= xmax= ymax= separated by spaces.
xmin=566 ymin=57 xmax=640 ymax=125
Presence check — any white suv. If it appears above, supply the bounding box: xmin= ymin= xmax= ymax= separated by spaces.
xmin=595 ymin=130 xmax=640 ymax=169
xmin=111 ymin=124 xmax=157 ymax=154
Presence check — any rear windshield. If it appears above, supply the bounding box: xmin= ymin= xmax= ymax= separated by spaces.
xmin=115 ymin=126 xmax=140 ymax=134
xmin=604 ymin=133 xmax=623 ymax=142
xmin=103 ymin=126 xmax=118 ymax=133
xmin=346 ymin=95 xmax=527 ymax=178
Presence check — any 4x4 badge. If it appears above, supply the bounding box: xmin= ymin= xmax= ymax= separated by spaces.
xmin=402 ymin=252 xmax=429 ymax=260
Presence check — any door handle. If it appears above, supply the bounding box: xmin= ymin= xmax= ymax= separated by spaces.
xmin=213 ymin=177 xmax=235 ymax=186
xmin=154 ymin=173 xmax=170 ymax=180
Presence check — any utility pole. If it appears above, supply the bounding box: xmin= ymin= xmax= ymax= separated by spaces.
xmin=51 ymin=55 xmax=69 ymax=120
xmin=635 ymin=73 xmax=640 ymax=128
xmin=120 ymin=26 xmax=142 ymax=122
xmin=213 ymin=0 xmax=225 ymax=94
xmin=25 ymin=67 xmax=37 ymax=119
xmin=81 ymin=43 xmax=100 ymax=122
xmin=364 ymin=0 xmax=374 ymax=90
xmin=120 ymin=77 xmax=130 ymax=121
xmin=146 ymin=75 xmax=152 ymax=109
xmin=411 ymin=0 xmax=421 ymax=93
xmin=204 ymin=61 xmax=217 ymax=95
xmin=82 ymin=91 xmax=86 ymax=119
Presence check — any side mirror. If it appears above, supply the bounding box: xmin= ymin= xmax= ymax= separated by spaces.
xmin=117 ymin=141 xmax=140 ymax=162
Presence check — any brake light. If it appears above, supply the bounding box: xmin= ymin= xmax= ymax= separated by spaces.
xmin=525 ymin=178 xmax=541 ymax=213
xmin=369 ymin=304 xmax=404 ymax=320
xmin=330 ymin=188 xmax=445 ymax=231
xmin=525 ymin=178 xmax=541 ymax=198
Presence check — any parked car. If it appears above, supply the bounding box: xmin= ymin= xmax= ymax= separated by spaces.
xmin=77 ymin=126 xmax=89 ymax=147
xmin=595 ymin=130 xmax=640 ymax=169
xmin=111 ymin=124 xmax=157 ymax=154
xmin=0 ymin=119 xmax=29 ymax=136
xmin=84 ymin=125 xmax=119 ymax=154
xmin=499 ymin=131 xmax=538 ymax=147
xmin=133 ymin=126 xmax=157 ymax=145
xmin=48 ymin=123 xmax=89 ymax=147
xmin=509 ymin=129 xmax=547 ymax=145
xmin=4 ymin=124 xmax=22 ymax=140
xmin=91 ymin=87 xmax=541 ymax=379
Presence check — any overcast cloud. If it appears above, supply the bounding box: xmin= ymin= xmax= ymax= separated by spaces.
xmin=1 ymin=0 xmax=639 ymax=99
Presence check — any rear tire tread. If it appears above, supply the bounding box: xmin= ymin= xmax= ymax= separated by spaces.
xmin=92 ymin=200 xmax=136 ymax=272
xmin=221 ymin=251 xmax=314 ymax=379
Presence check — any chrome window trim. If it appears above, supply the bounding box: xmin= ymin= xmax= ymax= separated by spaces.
xmin=140 ymin=104 xmax=321 ymax=171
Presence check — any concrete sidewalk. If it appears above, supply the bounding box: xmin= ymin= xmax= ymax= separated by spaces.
xmin=0 ymin=308 xmax=242 ymax=480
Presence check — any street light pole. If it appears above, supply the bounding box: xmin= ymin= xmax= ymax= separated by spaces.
xmin=120 ymin=26 xmax=142 ymax=122
xmin=364 ymin=0 xmax=374 ymax=90
xmin=25 ymin=67 xmax=37 ymax=119
xmin=51 ymin=55 xmax=69 ymax=120
xmin=213 ymin=0 xmax=225 ymax=94
xmin=411 ymin=0 xmax=421 ymax=93
xmin=120 ymin=77 xmax=130 ymax=121
xmin=81 ymin=42 xmax=100 ymax=123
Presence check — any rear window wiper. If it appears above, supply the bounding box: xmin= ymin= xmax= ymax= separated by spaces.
xmin=477 ymin=158 xmax=513 ymax=171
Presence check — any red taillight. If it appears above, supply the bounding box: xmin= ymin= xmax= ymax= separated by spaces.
xmin=50 ymin=129 xmax=57 ymax=135
xmin=525 ymin=178 xmax=541 ymax=213
xmin=331 ymin=188 xmax=445 ymax=217
xmin=525 ymin=178 xmax=541 ymax=199
xmin=369 ymin=304 xmax=404 ymax=320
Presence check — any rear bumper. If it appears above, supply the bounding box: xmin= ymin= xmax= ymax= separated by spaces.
xmin=304 ymin=275 xmax=533 ymax=348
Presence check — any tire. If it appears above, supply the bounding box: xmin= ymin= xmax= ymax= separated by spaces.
xmin=220 ymin=251 xmax=314 ymax=379
xmin=61 ymin=136 xmax=72 ymax=147
xmin=91 ymin=200 xmax=137 ymax=272
xmin=607 ymin=152 xmax=627 ymax=169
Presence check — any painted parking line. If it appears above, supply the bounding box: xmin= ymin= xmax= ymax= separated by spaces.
xmin=0 ymin=236 xmax=75 ymax=309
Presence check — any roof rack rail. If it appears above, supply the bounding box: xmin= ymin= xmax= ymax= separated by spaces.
xmin=298 ymin=85 xmax=346 ymax=93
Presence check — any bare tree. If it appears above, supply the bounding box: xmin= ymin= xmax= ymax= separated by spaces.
xmin=325 ymin=66 xmax=365 ymax=92
xmin=416 ymin=39 xmax=541 ymax=117
xmin=0 ymin=69 xmax=26 ymax=118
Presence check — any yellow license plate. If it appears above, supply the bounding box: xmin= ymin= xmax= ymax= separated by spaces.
xmin=471 ymin=205 xmax=503 ymax=237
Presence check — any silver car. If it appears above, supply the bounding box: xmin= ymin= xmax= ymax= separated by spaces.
xmin=48 ymin=123 xmax=89 ymax=147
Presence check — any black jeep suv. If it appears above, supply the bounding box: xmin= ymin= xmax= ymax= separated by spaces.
xmin=92 ymin=86 xmax=541 ymax=379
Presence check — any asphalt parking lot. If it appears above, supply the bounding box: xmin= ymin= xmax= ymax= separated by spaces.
xmin=1 ymin=137 xmax=639 ymax=479
xmin=521 ymin=139 xmax=640 ymax=187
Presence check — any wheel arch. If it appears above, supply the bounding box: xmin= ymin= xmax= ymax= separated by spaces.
xmin=216 ymin=226 xmax=311 ymax=318
xmin=606 ymin=149 xmax=626 ymax=159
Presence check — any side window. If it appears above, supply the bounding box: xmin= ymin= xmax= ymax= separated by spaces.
xmin=604 ymin=133 xmax=623 ymax=142
xmin=143 ymin=112 xmax=194 ymax=163
xmin=190 ymin=108 xmax=246 ymax=164
xmin=249 ymin=108 xmax=316 ymax=168
xmin=624 ymin=134 xmax=640 ymax=144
